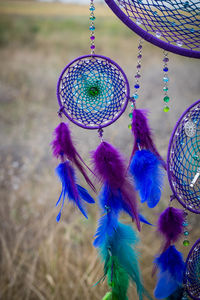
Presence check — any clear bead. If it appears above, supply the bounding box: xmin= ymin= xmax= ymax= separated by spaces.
xmin=156 ymin=31 xmax=161 ymax=38
xmin=176 ymin=40 xmax=183 ymax=47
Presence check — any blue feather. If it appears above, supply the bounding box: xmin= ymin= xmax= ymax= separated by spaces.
xmin=56 ymin=161 xmax=77 ymax=202
xmin=139 ymin=214 xmax=153 ymax=226
xmin=100 ymin=222 xmax=151 ymax=300
xmin=93 ymin=211 xmax=118 ymax=248
xmin=155 ymin=245 xmax=185 ymax=283
xmin=154 ymin=270 xmax=179 ymax=299
xmin=77 ymin=185 xmax=95 ymax=203
xmin=99 ymin=184 xmax=123 ymax=212
xmin=154 ymin=246 xmax=185 ymax=299
xmin=166 ymin=286 xmax=185 ymax=300
xmin=99 ymin=184 xmax=152 ymax=226
xmin=130 ymin=150 xmax=164 ymax=208
xmin=55 ymin=161 xmax=95 ymax=221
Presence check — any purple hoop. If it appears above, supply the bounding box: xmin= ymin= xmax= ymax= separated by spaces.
xmin=167 ymin=100 xmax=200 ymax=214
xmin=184 ymin=238 xmax=200 ymax=299
xmin=105 ymin=0 xmax=200 ymax=58
xmin=57 ymin=54 xmax=130 ymax=130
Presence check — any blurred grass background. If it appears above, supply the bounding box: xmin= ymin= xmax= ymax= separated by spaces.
xmin=0 ymin=1 xmax=200 ymax=299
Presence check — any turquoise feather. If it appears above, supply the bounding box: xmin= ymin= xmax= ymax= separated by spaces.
xmin=99 ymin=222 xmax=151 ymax=300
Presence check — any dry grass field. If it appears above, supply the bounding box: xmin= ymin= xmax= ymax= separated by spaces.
xmin=0 ymin=1 xmax=199 ymax=299
xmin=0 ymin=1 xmax=112 ymax=16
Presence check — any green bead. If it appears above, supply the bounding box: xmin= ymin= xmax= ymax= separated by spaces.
xmin=128 ymin=124 xmax=132 ymax=129
xmin=164 ymin=96 xmax=170 ymax=103
xmin=129 ymin=112 xmax=133 ymax=118
xmin=183 ymin=240 xmax=190 ymax=246
xmin=90 ymin=16 xmax=96 ymax=20
xmin=163 ymin=86 xmax=168 ymax=92
xmin=163 ymin=106 xmax=170 ymax=112
xmin=184 ymin=231 xmax=189 ymax=236
xmin=131 ymin=103 xmax=134 ymax=108
xmin=88 ymin=86 xmax=99 ymax=96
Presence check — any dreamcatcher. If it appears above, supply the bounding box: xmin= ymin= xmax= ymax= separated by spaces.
xmin=184 ymin=238 xmax=200 ymax=299
xmin=105 ymin=0 xmax=200 ymax=58
xmin=152 ymin=100 xmax=200 ymax=299
xmin=168 ymin=99 xmax=200 ymax=215
xmin=51 ymin=0 xmax=166 ymax=298
xmin=105 ymin=0 xmax=200 ymax=113
xmin=50 ymin=0 xmax=199 ymax=298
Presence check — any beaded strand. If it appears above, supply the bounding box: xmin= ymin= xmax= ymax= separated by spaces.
xmin=183 ymin=209 xmax=190 ymax=247
xmin=163 ymin=51 xmax=170 ymax=112
xmin=132 ymin=39 xmax=143 ymax=102
xmin=128 ymin=39 xmax=143 ymax=129
xmin=89 ymin=0 xmax=96 ymax=54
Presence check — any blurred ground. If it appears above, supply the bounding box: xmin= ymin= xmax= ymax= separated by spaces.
xmin=0 ymin=1 xmax=199 ymax=299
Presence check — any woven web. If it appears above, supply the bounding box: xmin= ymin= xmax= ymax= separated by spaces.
xmin=114 ymin=0 xmax=200 ymax=51
xmin=185 ymin=240 xmax=200 ymax=299
xmin=58 ymin=56 xmax=128 ymax=129
xmin=168 ymin=101 xmax=200 ymax=213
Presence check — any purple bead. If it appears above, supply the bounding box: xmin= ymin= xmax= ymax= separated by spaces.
xmin=138 ymin=45 xmax=142 ymax=50
xmin=90 ymin=45 xmax=95 ymax=49
xmin=134 ymin=84 xmax=140 ymax=89
xmin=163 ymin=67 xmax=168 ymax=72
xmin=163 ymin=57 xmax=169 ymax=62
xmin=137 ymin=54 xmax=142 ymax=59
xmin=137 ymin=64 xmax=141 ymax=69
xmin=135 ymin=74 xmax=141 ymax=79
xmin=90 ymin=36 xmax=95 ymax=40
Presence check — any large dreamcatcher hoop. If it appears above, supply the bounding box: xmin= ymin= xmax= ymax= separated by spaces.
xmin=184 ymin=238 xmax=200 ymax=299
xmin=105 ymin=0 xmax=200 ymax=58
xmin=167 ymin=100 xmax=200 ymax=214
xmin=57 ymin=54 xmax=129 ymax=130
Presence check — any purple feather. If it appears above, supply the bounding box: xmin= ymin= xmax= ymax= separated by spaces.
xmin=52 ymin=122 xmax=95 ymax=191
xmin=131 ymin=109 xmax=166 ymax=169
xmin=120 ymin=179 xmax=141 ymax=231
xmin=92 ymin=141 xmax=126 ymax=188
xmin=92 ymin=141 xmax=140 ymax=231
xmin=157 ymin=207 xmax=184 ymax=250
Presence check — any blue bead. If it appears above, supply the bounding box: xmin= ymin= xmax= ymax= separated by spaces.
xmin=163 ymin=77 xmax=169 ymax=82
xmin=183 ymin=222 xmax=188 ymax=227
xmin=133 ymin=93 xmax=139 ymax=99
xmin=89 ymin=26 xmax=95 ymax=31
xmin=163 ymin=67 xmax=168 ymax=72
xmin=134 ymin=84 xmax=140 ymax=89
xmin=184 ymin=1 xmax=189 ymax=8
xmin=90 ymin=6 xmax=95 ymax=11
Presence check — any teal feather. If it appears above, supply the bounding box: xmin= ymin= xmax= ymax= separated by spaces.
xmin=99 ymin=222 xmax=151 ymax=300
